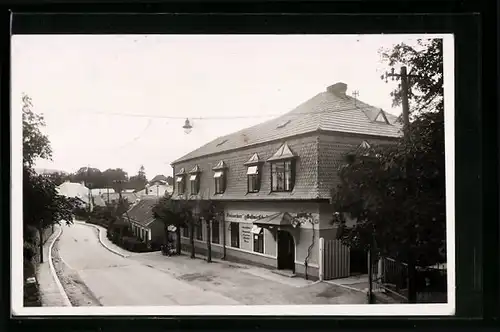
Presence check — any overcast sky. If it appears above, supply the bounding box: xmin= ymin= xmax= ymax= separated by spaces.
xmin=13 ymin=34 xmax=423 ymax=179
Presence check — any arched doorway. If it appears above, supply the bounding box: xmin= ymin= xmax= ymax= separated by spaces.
xmin=277 ymin=230 xmax=295 ymax=272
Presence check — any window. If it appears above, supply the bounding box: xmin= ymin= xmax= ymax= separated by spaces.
xmin=252 ymin=225 xmax=264 ymax=253
xmin=271 ymin=160 xmax=294 ymax=192
xmin=247 ymin=165 xmax=260 ymax=193
xmin=195 ymin=219 xmax=203 ymax=240
xmin=190 ymin=173 xmax=200 ymax=195
xmin=176 ymin=175 xmax=186 ymax=195
xmin=230 ymin=222 xmax=240 ymax=248
xmin=182 ymin=226 xmax=189 ymax=238
xmin=211 ymin=220 xmax=220 ymax=244
xmin=214 ymin=171 xmax=226 ymax=194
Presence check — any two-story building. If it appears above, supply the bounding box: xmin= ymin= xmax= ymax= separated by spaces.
xmin=171 ymin=82 xmax=401 ymax=280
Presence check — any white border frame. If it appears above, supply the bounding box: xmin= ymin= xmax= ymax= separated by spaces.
xmin=11 ymin=33 xmax=455 ymax=316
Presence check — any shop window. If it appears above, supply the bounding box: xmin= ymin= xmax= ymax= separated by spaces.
xmin=252 ymin=225 xmax=264 ymax=253
xmin=230 ymin=222 xmax=240 ymax=248
xmin=195 ymin=219 xmax=203 ymax=240
xmin=211 ymin=220 xmax=220 ymax=244
xmin=214 ymin=171 xmax=226 ymax=194
xmin=271 ymin=160 xmax=295 ymax=192
xmin=247 ymin=165 xmax=260 ymax=193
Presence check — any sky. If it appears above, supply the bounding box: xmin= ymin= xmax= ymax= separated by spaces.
xmin=12 ymin=34 xmax=423 ymax=179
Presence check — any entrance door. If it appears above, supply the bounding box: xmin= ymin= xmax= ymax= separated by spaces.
xmin=277 ymin=230 xmax=295 ymax=272
xmin=350 ymin=248 xmax=368 ymax=275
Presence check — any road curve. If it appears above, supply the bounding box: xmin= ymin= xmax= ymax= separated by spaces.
xmin=57 ymin=223 xmax=240 ymax=306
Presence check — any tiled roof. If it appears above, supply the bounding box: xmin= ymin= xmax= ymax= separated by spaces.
xmin=150 ymin=174 xmax=168 ymax=184
xmin=124 ymin=197 xmax=159 ymax=227
xmin=172 ymin=135 xmax=322 ymax=201
xmin=212 ymin=160 xmax=227 ymax=170
xmin=57 ymin=182 xmax=90 ymax=204
xmin=244 ymin=153 xmax=263 ymax=165
xmin=173 ymin=82 xmax=402 ymax=164
xmin=267 ymin=142 xmax=296 ymax=162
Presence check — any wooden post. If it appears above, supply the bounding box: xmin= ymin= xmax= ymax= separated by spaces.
xmin=368 ymin=247 xmax=374 ymax=304
xmin=206 ymin=218 xmax=212 ymax=263
xmin=222 ymin=213 xmax=227 ymax=260
xmin=319 ymin=237 xmax=324 ymax=281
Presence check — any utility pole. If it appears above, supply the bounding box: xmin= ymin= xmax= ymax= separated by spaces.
xmin=384 ymin=65 xmax=418 ymax=303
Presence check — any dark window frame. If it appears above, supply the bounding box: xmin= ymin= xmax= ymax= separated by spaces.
xmin=214 ymin=170 xmax=226 ymax=194
xmin=270 ymin=159 xmax=295 ymax=192
xmin=190 ymin=173 xmax=200 ymax=195
xmin=230 ymin=222 xmax=240 ymax=248
xmin=246 ymin=165 xmax=261 ymax=193
xmin=253 ymin=230 xmax=264 ymax=254
xmin=176 ymin=175 xmax=186 ymax=195
xmin=211 ymin=220 xmax=220 ymax=244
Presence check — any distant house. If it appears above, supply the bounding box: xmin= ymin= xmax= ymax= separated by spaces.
xmin=123 ymin=197 xmax=164 ymax=249
xmin=57 ymin=181 xmax=93 ymax=211
xmin=135 ymin=175 xmax=173 ymax=198
xmin=102 ymin=192 xmax=138 ymax=205
xmin=90 ymin=188 xmax=115 ymax=196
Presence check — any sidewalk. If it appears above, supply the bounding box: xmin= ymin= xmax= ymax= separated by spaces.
xmin=36 ymin=224 xmax=71 ymax=307
xmin=131 ymin=251 xmax=367 ymax=305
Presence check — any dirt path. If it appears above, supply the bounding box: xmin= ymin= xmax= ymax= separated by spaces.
xmin=51 ymin=237 xmax=102 ymax=307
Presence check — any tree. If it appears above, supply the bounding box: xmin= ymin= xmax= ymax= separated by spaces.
xmin=44 ymin=171 xmax=70 ymax=186
xmin=194 ymin=198 xmax=218 ymax=263
xmin=165 ymin=176 xmax=173 ymax=186
xmin=380 ymin=38 xmax=443 ymax=115
xmin=332 ymin=39 xmax=445 ymax=302
xmin=22 ymin=94 xmax=52 ymax=167
xmin=128 ymin=165 xmax=148 ymax=191
xmin=152 ymin=196 xmax=191 ymax=255
xmin=22 ymin=94 xmax=76 ymax=263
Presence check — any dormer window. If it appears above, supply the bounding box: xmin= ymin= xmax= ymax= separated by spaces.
xmin=374 ymin=109 xmax=390 ymax=124
xmin=268 ymin=143 xmax=297 ymax=193
xmin=244 ymin=153 xmax=262 ymax=193
xmin=213 ymin=160 xmax=227 ymax=194
xmin=189 ymin=165 xmax=201 ymax=195
xmin=175 ymin=168 xmax=186 ymax=195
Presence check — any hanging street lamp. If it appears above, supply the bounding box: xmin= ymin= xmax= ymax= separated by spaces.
xmin=183 ymin=118 xmax=193 ymax=134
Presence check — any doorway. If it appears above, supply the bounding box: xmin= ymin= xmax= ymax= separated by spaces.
xmin=350 ymin=248 xmax=368 ymax=275
xmin=277 ymin=230 xmax=295 ymax=272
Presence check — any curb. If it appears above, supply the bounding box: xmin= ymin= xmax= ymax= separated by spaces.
xmin=75 ymin=221 xmax=129 ymax=258
xmin=47 ymin=226 xmax=72 ymax=307
xmin=324 ymin=280 xmax=368 ymax=294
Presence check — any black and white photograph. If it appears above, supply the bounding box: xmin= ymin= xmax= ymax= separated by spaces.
xmin=12 ymin=33 xmax=455 ymax=316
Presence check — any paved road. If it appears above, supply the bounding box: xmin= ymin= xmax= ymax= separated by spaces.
xmin=57 ymin=223 xmax=366 ymax=306
xmin=57 ymin=223 xmax=240 ymax=306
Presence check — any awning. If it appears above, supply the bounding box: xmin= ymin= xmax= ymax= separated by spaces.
xmin=176 ymin=176 xmax=183 ymax=183
xmin=213 ymin=171 xmax=223 ymax=178
xmin=250 ymin=225 xmax=262 ymax=234
xmin=247 ymin=165 xmax=258 ymax=175
xmin=253 ymin=212 xmax=293 ymax=227
xmin=190 ymin=174 xmax=198 ymax=181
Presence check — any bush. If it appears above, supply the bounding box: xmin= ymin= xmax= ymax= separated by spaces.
xmin=121 ymin=236 xmax=149 ymax=252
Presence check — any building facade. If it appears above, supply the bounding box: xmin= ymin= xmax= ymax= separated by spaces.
xmin=171 ymin=82 xmax=401 ymax=280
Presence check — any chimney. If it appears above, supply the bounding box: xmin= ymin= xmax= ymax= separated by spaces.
xmin=326 ymin=82 xmax=347 ymax=96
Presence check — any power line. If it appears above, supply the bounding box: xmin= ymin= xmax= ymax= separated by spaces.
xmin=71 ymin=104 xmax=394 ymax=121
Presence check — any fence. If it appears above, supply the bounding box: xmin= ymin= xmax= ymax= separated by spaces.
xmin=320 ymin=238 xmax=350 ymax=280
xmin=372 ymin=256 xmax=448 ymax=303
